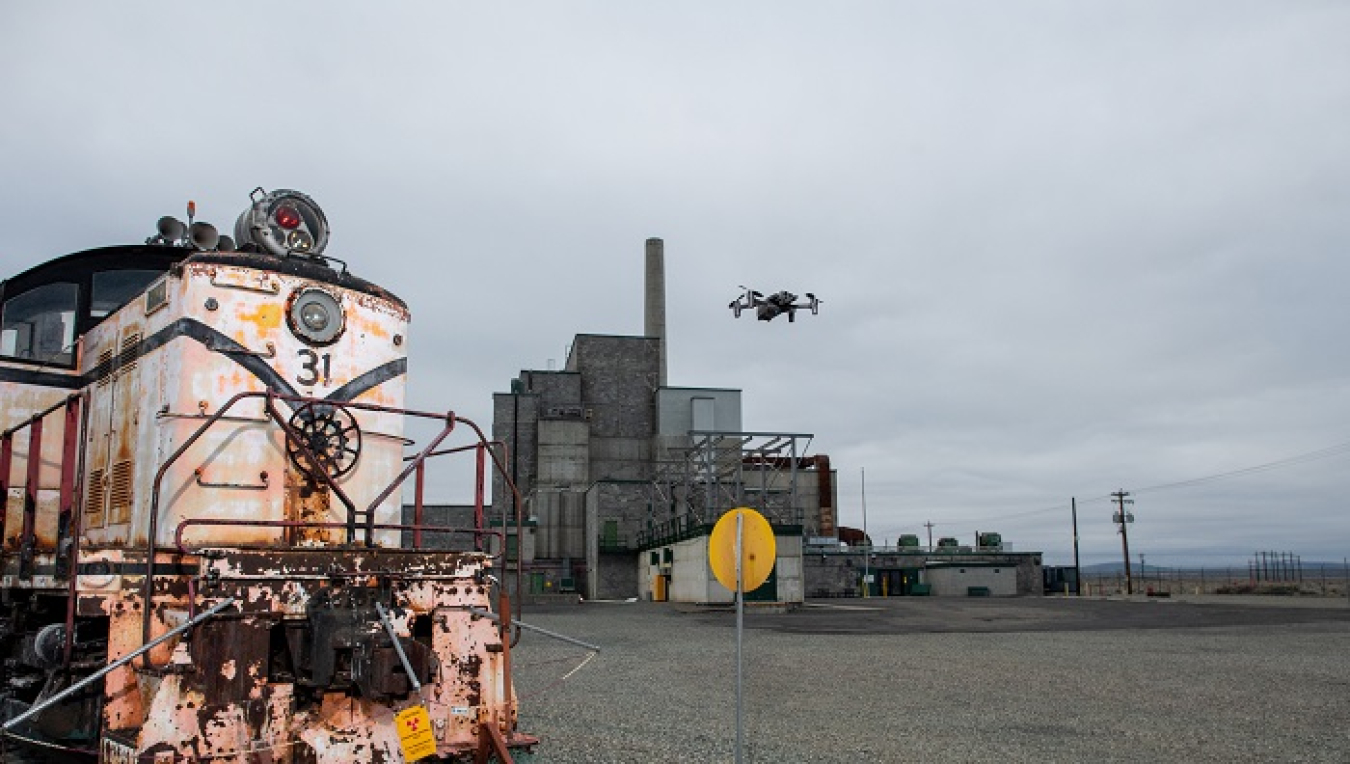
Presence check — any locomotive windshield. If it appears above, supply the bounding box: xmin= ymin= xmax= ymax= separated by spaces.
xmin=91 ymin=269 xmax=163 ymax=318
xmin=0 ymin=281 xmax=78 ymax=365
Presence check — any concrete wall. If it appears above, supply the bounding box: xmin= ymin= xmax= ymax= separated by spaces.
xmin=491 ymin=390 xmax=539 ymax=512
xmin=656 ymin=388 xmax=742 ymax=435
xmin=925 ymin=564 xmax=1018 ymax=597
xmin=596 ymin=552 xmax=639 ymax=600
xmin=399 ymin=504 xmax=476 ymax=550
xmin=567 ymin=334 xmax=659 ymax=438
xmin=589 ymin=437 xmax=651 ymax=481
xmin=537 ymin=419 xmax=589 ymax=485
xmin=532 ymin=489 xmax=586 ymax=560
xmin=523 ymin=370 xmax=584 ymax=412
xmin=675 ymin=536 xmax=712 ymax=603
xmin=766 ymin=535 xmax=804 ymax=604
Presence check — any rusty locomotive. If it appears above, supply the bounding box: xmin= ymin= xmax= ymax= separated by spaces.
xmin=0 ymin=189 xmax=534 ymax=761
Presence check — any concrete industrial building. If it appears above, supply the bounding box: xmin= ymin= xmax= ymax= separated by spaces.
xmin=488 ymin=334 xmax=834 ymax=601
xmin=421 ymin=238 xmax=1045 ymax=602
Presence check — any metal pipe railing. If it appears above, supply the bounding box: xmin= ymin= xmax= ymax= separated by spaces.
xmin=462 ymin=606 xmax=601 ymax=652
xmin=143 ymin=392 xmax=531 ymax=659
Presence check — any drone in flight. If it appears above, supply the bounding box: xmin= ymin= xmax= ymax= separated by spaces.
xmin=729 ymin=286 xmax=822 ymax=322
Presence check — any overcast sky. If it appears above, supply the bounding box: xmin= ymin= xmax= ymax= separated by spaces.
xmin=3 ymin=3 xmax=1349 ymax=567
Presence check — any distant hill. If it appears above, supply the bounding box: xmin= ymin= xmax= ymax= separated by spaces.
xmin=1077 ymin=561 xmax=1347 ymax=575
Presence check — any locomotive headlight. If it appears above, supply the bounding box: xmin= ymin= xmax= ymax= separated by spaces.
xmin=288 ymin=287 xmax=345 ymax=345
xmin=235 ymin=188 xmax=330 ymax=258
xmin=286 ymin=229 xmax=315 ymax=252
xmin=300 ymin=301 xmax=330 ymax=330
xmin=274 ymin=204 xmax=302 ymax=230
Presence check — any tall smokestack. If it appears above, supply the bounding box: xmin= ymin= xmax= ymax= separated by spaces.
xmin=644 ymin=237 xmax=667 ymax=387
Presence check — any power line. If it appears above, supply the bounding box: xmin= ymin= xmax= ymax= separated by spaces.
xmin=932 ymin=495 xmax=1112 ymax=527
xmin=912 ymin=437 xmax=1350 ymax=527
xmin=1132 ymin=440 xmax=1350 ymax=495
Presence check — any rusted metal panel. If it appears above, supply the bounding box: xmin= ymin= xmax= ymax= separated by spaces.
xmin=138 ymin=264 xmax=410 ymax=550
xmin=103 ymin=599 xmax=151 ymax=733
xmin=2 ymin=384 xmax=77 ymax=559
xmin=80 ymin=301 xmax=153 ymax=546
xmin=0 ymin=379 xmax=71 ymax=433
xmin=116 ymin=548 xmax=527 ymax=762
xmin=74 ymin=549 xmax=128 ymax=598
xmin=0 ymin=380 xmax=71 ymax=489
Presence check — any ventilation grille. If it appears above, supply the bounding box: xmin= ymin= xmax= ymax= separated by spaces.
xmin=93 ymin=333 xmax=142 ymax=387
xmin=85 ymin=468 xmax=106 ymax=527
xmin=95 ymin=348 xmax=115 ymax=388
xmin=117 ymin=333 xmax=140 ymax=377
xmin=108 ymin=460 xmax=133 ymax=525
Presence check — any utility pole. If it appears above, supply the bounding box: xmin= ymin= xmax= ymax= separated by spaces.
xmin=1111 ymin=491 xmax=1135 ymax=595
xmin=861 ymin=468 xmax=869 ymax=597
xmin=1071 ymin=498 xmax=1081 ymax=596
xmin=924 ymin=521 xmax=935 ymax=552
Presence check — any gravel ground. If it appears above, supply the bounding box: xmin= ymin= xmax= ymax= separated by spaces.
xmin=510 ymin=598 xmax=1350 ymax=764
xmin=4 ymin=597 xmax=1345 ymax=762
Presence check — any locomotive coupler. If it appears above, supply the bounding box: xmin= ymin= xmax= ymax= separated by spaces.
xmin=293 ymin=587 xmax=437 ymax=701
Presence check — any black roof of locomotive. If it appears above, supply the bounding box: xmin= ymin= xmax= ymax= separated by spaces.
xmin=1 ymin=243 xmax=407 ymax=323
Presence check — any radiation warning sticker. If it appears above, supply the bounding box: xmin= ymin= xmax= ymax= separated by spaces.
xmin=395 ymin=705 xmax=438 ymax=761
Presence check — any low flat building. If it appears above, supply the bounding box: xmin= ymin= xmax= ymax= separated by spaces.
xmin=804 ymin=544 xmax=1043 ymax=597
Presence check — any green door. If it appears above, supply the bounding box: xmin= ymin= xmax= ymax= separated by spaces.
xmin=745 ymin=563 xmax=779 ymax=602
xmin=898 ymin=568 xmax=922 ymax=595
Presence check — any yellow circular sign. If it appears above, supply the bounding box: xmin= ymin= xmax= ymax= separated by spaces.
xmin=708 ymin=507 xmax=777 ymax=593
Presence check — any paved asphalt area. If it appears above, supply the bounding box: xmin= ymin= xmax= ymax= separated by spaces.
xmin=510 ymin=596 xmax=1350 ymax=764
xmin=713 ymin=594 xmax=1350 ymax=634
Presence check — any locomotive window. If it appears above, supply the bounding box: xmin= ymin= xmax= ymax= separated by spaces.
xmin=92 ymin=269 xmax=163 ymax=318
xmin=0 ymin=282 xmax=78 ymax=366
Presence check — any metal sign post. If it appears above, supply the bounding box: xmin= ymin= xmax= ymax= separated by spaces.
xmin=709 ymin=507 xmax=775 ymax=764
xmin=735 ymin=511 xmax=744 ymax=764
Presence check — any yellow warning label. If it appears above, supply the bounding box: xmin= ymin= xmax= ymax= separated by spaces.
xmin=395 ymin=705 xmax=437 ymax=761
